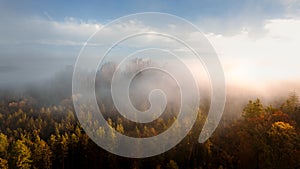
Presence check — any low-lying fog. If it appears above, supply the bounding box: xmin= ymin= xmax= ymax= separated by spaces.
xmin=0 ymin=56 xmax=299 ymax=119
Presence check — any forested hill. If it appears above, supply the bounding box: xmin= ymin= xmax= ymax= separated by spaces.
xmin=0 ymin=93 xmax=299 ymax=169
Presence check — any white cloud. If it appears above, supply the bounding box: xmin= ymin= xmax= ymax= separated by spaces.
xmin=0 ymin=16 xmax=103 ymax=46
xmin=206 ymin=18 xmax=300 ymax=86
xmin=0 ymin=13 xmax=299 ymax=88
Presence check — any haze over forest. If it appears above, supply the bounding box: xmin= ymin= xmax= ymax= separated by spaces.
xmin=0 ymin=0 xmax=300 ymax=169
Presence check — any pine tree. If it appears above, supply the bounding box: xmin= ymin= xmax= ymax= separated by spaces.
xmin=242 ymin=99 xmax=264 ymax=118
xmin=0 ymin=158 xmax=8 ymax=169
xmin=30 ymin=131 xmax=52 ymax=169
xmin=9 ymin=140 xmax=32 ymax=169
xmin=281 ymin=92 xmax=299 ymax=114
xmin=267 ymin=121 xmax=299 ymax=169
xmin=0 ymin=133 xmax=9 ymax=158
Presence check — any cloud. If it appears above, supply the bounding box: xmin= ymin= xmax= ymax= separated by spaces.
xmin=0 ymin=66 xmax=18 ymax=73
xmin=0 ymin=16 xmax=102 ymax=46
xmin=0 ymin=15 xmax=104 ymax=84
xmin=0 ymin=9 xmax=299 ymax=89
xmin=192 ymin=0 xmax=300 ymax=36
xmin=206 ymin=18 xmax=300 ymax=86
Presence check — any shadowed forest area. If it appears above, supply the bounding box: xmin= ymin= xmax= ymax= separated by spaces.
xmin=0 ymin=61 xmax=299 ymax=169
xmin=0 ymin=91 xmax=299 ymax=169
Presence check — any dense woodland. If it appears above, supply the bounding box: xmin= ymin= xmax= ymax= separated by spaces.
xmin=0 ymin=92 xmax=299 ymax=169
xmin=0 ymin=60 xmax=299 ymax=169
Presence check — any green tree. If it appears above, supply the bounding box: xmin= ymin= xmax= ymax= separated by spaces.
xmin=281 ymin=93 xmax=300 ymax=127
xmin=281 ymin=92 xmax=299 ymax=114
xmin=242 ymin=99 xmax=264 ymax=118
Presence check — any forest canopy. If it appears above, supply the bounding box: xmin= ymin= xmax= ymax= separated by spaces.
xmin=0 ymin=92 xmax=299 ymax=169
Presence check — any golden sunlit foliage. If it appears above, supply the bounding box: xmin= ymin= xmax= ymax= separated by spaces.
xmin=0 ymin=93 xmax=299 ymax=169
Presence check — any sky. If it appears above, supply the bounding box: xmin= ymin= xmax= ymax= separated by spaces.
xmin=0 ymin=0 xmax=300 ymax=90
